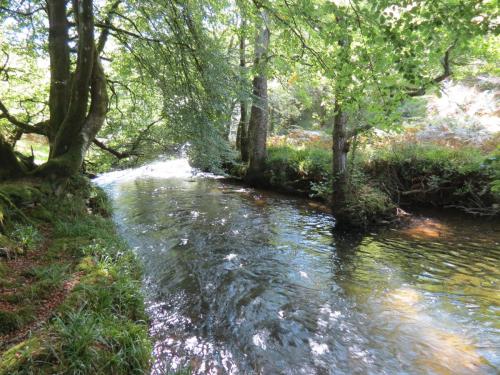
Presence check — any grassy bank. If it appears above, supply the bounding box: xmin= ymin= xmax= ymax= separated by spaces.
xmin=0 ymin=177 xmax=151 ymax=374
xmin=364 ymin=143 xmax=500 ymax=216
xmin=230 ymin=139 xmax=499 ymax=226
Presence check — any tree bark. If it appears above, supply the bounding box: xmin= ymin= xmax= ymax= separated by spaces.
xmin=36 ymin=0 xmax=108 ymax=177
xmin=238 ymin=102 xmax=250 ymax=162
xmin=236 ymin=28 xmax=245 ymax=151
xmin=331 ymin=99 xmax=350 ymax=226
xmin=245 ymin=13 xmax=270 ymax=184
xmin=1 ymin=0 xmax=110 ymax=180
xmin=47 ymin=0 xmax=71 ymax=145
xmin=51 ymin=0 xmax=95 ymax=159
xmin=236 ymin=17 xmax=250 ymax=162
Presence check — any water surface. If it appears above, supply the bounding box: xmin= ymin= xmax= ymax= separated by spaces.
xmin=96 ymin=160 xmax=500 ymax=374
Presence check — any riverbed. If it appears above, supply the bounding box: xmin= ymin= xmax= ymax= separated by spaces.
xmin=95 ymin=159 xmax=499 ymax=374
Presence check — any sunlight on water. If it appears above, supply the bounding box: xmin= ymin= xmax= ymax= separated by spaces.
xmin=94 ymin=158 xmax=194 ymax=186
xmin=402 ymin=218 xmax=451 ymax=239
xmin=383 ymin=287 xmax=486 ymax=374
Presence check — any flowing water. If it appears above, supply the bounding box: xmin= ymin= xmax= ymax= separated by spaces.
xmin=95 ymin=159 xmax=500 ymax=375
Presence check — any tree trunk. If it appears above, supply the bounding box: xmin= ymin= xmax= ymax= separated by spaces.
xmin=35 ymin=0 xmax=108 ymax=178
xmin=47 ymin=0 xmax=71 ymax=147
xmin=0 ymin=0 xmax=108 ymax=180
xmin=245 ymin=13 xmax=270 ymax=184
xmin=238 ymin=102 xmax=250 ymax=162
xmin=236 ymin=17 xmax=250 ymax=162
xmin=331 ymin=99 xmax=350 ymax=227
xmin=236 ymin=30 xmax=245 ymax=152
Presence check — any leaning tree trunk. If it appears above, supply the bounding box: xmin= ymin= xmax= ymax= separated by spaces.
xmin=245 ymin=13 xmax=270 ymax=184
xmin=331 ymin=99 xmax=351 ymax=227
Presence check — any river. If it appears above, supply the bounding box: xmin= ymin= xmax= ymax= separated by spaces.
xmin=95 ymin=159 xmax=499 ymax=375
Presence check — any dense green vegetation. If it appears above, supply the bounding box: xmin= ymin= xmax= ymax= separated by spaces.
xmin=0 ymin=179 xmax=151 ymax=374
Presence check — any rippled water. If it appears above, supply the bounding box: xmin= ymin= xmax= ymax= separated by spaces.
xmin=96 ymin=159 xmax=500 ymax=374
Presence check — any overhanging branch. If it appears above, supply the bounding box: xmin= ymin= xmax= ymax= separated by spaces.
xmin=92 ymin=138 xmax=138 ymax=159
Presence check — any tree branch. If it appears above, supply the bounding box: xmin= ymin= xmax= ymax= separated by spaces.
xmin=94 ymin=22 xmax=160 ymax=43
xmin=0 ymin=5 xmax=45 ymax=17
xmin=92 ymin=117 xmax=162 ymax=159
xmin=92 ymin=138 xmax=137 ymax=159
xmin=347 ymin=124 xmax=372 ymax=138
xmin=0 ymin=99 xmax=47 ymax=135
xmin=97 ymin=0 xmax=122 ymax=53
xmin=407 ymin=43 xmax=455 ymax=97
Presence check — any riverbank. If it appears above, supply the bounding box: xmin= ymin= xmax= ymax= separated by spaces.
xmin=0 ymin=177 xmax=151 ymax=374
xmin=228 ymin=139 xmax=500 ymax=228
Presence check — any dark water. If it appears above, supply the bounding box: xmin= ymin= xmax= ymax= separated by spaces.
xmin=96 ymin=160 xmax=500 ymax=375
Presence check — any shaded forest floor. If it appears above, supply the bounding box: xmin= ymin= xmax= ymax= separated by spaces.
xmin=0 ymin=178 xmax=151 ymax=374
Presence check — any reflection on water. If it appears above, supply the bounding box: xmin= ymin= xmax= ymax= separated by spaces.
xmin=96 ymin=159 xmax=500 ymax=374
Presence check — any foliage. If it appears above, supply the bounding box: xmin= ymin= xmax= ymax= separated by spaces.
xmin=483 ymin=147 xmax=500 ymax=195
xmin=10 ymin=224 xmax=41 ymax=251
xmin=266 ymin=144 xmax=331 ymax=188
xmin=264 ymin=139 xmax=499 ymax=219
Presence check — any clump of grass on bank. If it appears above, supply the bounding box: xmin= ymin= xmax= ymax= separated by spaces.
xmin=0 ymin=177 xmax=151 ymax=374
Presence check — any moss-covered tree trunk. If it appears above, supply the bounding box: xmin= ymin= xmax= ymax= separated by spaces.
xmin=0 ymin=0 xmax=108 ymax=180
xmin=245 ymin=13 xmax=270 ymax=184
xmin=236 ymin=17 xmax=250 ymax=162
